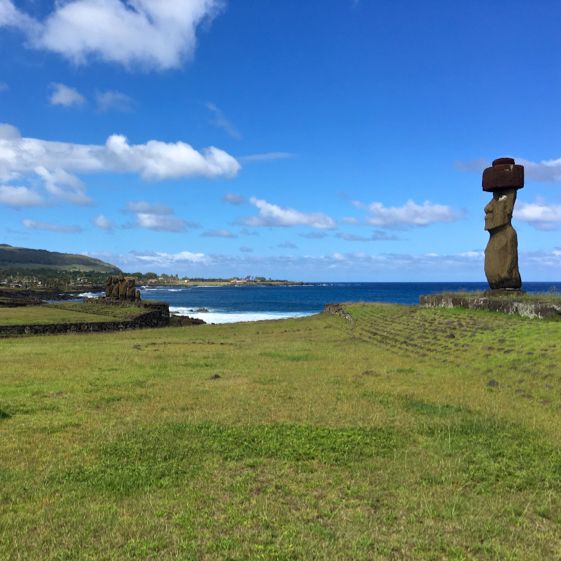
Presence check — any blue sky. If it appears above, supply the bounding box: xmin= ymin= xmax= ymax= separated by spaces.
xmin=2 ymin=0 xmax=561 ymax=281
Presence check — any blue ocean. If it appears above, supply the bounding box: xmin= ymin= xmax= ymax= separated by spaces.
xmin=104 ymin=282 xmax=561 ymax=324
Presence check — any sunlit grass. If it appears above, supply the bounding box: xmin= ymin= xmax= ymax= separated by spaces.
xmin=1 ymin=304 xmax=560 ymax=560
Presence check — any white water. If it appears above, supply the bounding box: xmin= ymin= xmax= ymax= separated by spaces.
xmin=78 ymin=291 xmax=103 ymax=298
xmin=170 ymin=306 xmax=313 ymax=324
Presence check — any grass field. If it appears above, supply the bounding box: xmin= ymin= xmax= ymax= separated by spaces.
xmin=0 ymin=302 xmax=145 ymax=326
xmin=1 ymin=303 xmax=560 ymax=560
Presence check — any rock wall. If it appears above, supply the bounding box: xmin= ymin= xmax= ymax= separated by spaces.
xmin=0 ymin=302 xmax=170 ymax=337
xmin=420 ymin=294 xmax=561 ymax=319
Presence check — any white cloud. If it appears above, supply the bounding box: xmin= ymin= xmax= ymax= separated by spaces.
xmin=133 ymin=250 xmax=208 ymax=266
xmin=0 ymin=82 xmax=8 ymax=92
xmin=202 ymin=229 xmax=237 ymax=238
xmin=519 ymin=157 xmax=561 ymax=183
xmin=96 ymin=90 xmax=133 ymax=112
xmin=515 ymin=200 xmax=561 ymax=230
xmin=49 ymin=83 xmax=85 ymax=107
xmin=35 ymin=166 xmax=92 ymax=205
xmin=22 ymin=218 xmax=82 ymax=233
xmin=84 ymin=247 xmax=561 ymax=281
xmin=0 ymin=185 xmax=44 ymax=207
xmin=224 ymin=192 xmax=245 ymax=205
xmin=244 ymin=197 xmax=336 ymax=229
xmin=240 ymin=152 xmax=294 ymax=163
xmin=92 ymin=214 xmax=112 ymax=231
xmin=357 ymin=199 xmax=462 ymax=228
xmin=126 ymin=201 xmax=189 ymax=232
xmin=342 ymin=216 xmax=359 ymax=225
xmin=0 ymin=0 xmax=223 ymax=70
xmin=206 ymin=102 xmax=240 ymax=139
xmin=0 ymin=0 xmax=36 ymax=30
xmin=0 ymin=123 xmax=240 ymax=205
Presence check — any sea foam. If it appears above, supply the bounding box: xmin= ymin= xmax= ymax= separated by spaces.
xmin=170 ymin=307 xmax=313 ymax=324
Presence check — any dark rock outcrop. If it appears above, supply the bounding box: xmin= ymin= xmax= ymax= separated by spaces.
xmin=105 ymin=275 xmax=141 ymax=302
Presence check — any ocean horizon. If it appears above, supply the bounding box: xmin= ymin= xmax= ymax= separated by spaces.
xmin=81 ymin=281 xmax=561 ymax=324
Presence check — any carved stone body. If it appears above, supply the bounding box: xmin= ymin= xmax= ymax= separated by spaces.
xmin=484 ymin=189 xmax=521 ymax=290
xmin=481 ymin=158 xmax=524 ymax=291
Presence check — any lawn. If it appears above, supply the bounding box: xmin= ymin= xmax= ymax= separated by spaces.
xmin=0 ymin=302 xmax=145 ymax=326
xmin=0 ymin=303 xmax=560 ymax=560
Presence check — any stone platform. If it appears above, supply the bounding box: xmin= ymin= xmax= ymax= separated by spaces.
xmin=420 ymin=293 xmax=561 ymax=320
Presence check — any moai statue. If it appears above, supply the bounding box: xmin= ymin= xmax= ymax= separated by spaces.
xmin=482 ymin=157 xmax=524 ymax=290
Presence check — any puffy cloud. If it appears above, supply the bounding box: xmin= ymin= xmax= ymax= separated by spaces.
xmin=244 ymin=197 xmax=336 ymax=229
xmin=223 ymin=192 xmax=245 ymax=205
xmin=206 ymin=102 xmax=240 ymax=139
xmin=0 ymin=0 xmax=223 ymax=70
xmin=22 ymin=218 xmax=82 ymax=233
xmin=49 ymin=83 xmax=85 ymax=107
xmin=202 ymin=229 xmax=237 ymax=238
xmin=126 ymin=201 xmax=191 ymax=232
xmin=0 ymin=123 xmax=240 ymax=204
xmin=356 ymin=199 xmax=462 ymax=228
xmin=515 ymin=200 xmax=561 ymax=230
xmin=342 ymin=216 xmax=359 ymax=225
xmin=95 ymin=90 xmax=133 ymax=112
xmin=103 ymin=133 xmax=240 ymax=180
xmin=0 ymin=185 xmax=44 ymax=207
xmin=92 ymin=214 xmax=113 ymax=231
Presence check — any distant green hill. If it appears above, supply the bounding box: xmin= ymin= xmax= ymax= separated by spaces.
xmin=0 ymin=244 xmax=121 ymax=273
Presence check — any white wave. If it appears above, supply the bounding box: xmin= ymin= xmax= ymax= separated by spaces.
xmin=78 ymin=291 xmax=103 ymax=298
xmin=170 ymin=307 xmax=314 ymax=324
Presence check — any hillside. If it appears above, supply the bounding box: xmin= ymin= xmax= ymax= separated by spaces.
xmin=0 ymin=244 xmax=121 ymax=273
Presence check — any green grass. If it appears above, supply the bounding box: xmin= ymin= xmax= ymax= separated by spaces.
xmin=1 ymin=303 xmax=561 ymax=560
xmin=0 ymin=302 xmax=144 ymax=326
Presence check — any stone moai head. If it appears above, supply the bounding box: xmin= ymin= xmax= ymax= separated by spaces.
xmin=482 ymin=157 xmax=524 ymax=231
xmin=484 ymin=190 xmax=516 ymax=231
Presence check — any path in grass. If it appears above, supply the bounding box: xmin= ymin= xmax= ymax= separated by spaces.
xmin=0 ymin=304 xmax=560 ymax=560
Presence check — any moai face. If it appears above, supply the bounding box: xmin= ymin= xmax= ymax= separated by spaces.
xmin=484 ymin=189 xmax=516 ymax=232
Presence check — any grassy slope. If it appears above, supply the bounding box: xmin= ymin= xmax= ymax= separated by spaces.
xmin=0 ymin=303 xmax=560 ymax=560
xmin=0 ymin=244 xmax=120 ymax=273
xmin=0 ymin=303 xmax=144 ymax=326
